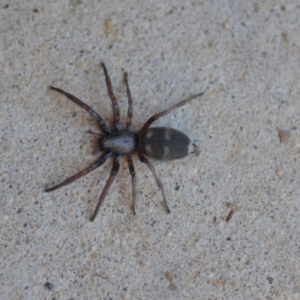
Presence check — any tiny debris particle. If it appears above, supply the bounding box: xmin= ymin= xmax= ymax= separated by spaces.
xmin=105 ymin=19 xmax=112 ymax=29
xmin=267 ymin=276 xmax=274 ymax=284
xmin=69 ymin=0 xmax=82 ymax=7
xmin=44 ymin=282 xmax=54 ymax=290
xmin=282 ymin=32 xmax=289 ymax=44
xmin=226 ymin=210 xmax=234 ymax=222
xmin=164 ymin=271 xmax=177 ymax=290
xmin=275 ymin=169 xmax=283 ymax=178
xmin=277 ymin=129 xmax=291 ymax=144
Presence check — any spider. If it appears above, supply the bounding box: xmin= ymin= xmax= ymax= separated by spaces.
xmin=45 ymin=63 xmax=203 ymax=221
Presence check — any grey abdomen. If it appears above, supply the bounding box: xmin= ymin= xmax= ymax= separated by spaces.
xmin=138 ymin=127 xmax=194 ymax=161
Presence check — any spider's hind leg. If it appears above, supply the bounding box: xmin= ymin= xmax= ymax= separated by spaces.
xmin=127 ymin=155 xmax=136 ymax=215
xmin=138 ymin=153 xmax=170 ymax=214
xmin=140 ymin=92 xmax=204 ymax=131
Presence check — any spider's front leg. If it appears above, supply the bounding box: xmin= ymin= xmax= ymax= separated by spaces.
xmin=45 ymin=151 xmax=113 ymax=192
xmin=50 ymin=86 xmax=111 ymax=134
xmin=101 ymin=63 xmax=121 ymax=130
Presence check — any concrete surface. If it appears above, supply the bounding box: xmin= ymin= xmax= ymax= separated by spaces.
xmin=1 ymin=1 xmax=300 ymax=299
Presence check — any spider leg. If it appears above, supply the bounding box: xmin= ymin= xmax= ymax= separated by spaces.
xmin=50 ymin=86 xmax=111 ymax=134
xmin=90 ymin=155 xmax=121 ymax=221
xmin=138 ymin=153 xmax=170 ymax=213
xmin=101 ymin=63 xmax=121 ymax=130
xmin=140 ymin=92 xmax=204 ymax=131
xmin=45 ymin=151 xmax=113 ymax=192
xmin=124 ymin=71 xmax=133 ymax=131
xmin=127 ymin=155 xmax=136 ymax=215
xmin=87 ymin=130 xmax=103 ymax=137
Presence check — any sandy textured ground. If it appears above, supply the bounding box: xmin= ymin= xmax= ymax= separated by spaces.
xmin=1 ymin=1 xmax=300 ymax=299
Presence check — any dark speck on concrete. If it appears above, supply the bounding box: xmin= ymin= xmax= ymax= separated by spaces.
xmin=267 ymin=277 xmax=274 ymax=284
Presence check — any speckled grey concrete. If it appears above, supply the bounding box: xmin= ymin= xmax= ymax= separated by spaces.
xmin=1 ymin=1 xmax=300 ymax=299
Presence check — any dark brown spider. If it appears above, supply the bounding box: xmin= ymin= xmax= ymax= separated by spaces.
xmin=45 ymin=63 xmax=203 ymax=221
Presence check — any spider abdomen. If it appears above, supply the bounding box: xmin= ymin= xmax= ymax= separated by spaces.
xmin=138 ymin=127 xmax=196 ymax=161
xmin=100 ymin=130 xmax=138 ymax=155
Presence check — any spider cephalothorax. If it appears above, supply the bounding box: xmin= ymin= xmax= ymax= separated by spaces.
xmin=45 ymin=63 xmax=203 ymax=221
